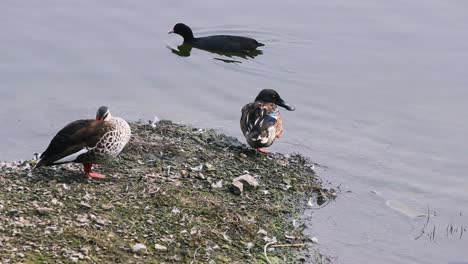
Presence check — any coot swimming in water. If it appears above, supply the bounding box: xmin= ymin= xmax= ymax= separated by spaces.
xmin=169 ymin=23 xmax=265 ymax=53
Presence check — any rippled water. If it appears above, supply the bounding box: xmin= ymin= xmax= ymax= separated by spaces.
xmin=1 ymin=0 xmax=468 ymax=263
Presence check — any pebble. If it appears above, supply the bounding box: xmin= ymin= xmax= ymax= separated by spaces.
xmin=154 ymin=244 xmax=167 ymax=251
xmin=180 ymin=169 xmax=189 ymax=177
xmin=131 ymin=243 xmax=147 ymax=254
xmin=211 ymin=180 xmax=223 ymax=189
xmin=230 ymin=174 xmax=259 ymax=195
xmin=204 ymin=163 xmax=216 ymax=171
xmin=231 ymin=181 xmax=243 ymax=195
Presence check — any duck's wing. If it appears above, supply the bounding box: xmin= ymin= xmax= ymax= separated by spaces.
xmin=195 ymin=35 xmax=263 ymax=52
xmin=35 ymin=119 xmax=107 ymax=167
xmin=241 ymin=102 xmax=278 ymax=139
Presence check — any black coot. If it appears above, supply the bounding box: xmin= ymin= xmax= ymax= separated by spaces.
xmin=169 ymin=23 xmax=265 ymax=53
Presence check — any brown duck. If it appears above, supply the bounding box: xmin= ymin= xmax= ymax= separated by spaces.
xmin=34 ymin=106 xmax=131 ymax=179
xmin=240 ymin=89 xmax=295 ymax=153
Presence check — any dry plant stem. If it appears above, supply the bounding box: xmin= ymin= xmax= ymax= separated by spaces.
xmin=264 ymin=241 xmax=277 ymax=264
xmin=271 ymin=243 xmax=306 ymax=248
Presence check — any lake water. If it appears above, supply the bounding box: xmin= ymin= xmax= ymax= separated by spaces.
xmin=1 ymin=0 xmax=467 ymax=263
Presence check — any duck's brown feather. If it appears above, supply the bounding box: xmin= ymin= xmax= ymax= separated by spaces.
xmin=240 ymin=102 xmax=282 ymax=148
xmin=36 ymin=119 xmax=108 ymax=167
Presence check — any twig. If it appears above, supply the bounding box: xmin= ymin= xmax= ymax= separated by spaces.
xmin=271 ymin=243 xmax=306 ymax=248
xmin=190 ymin=245 xmax=202 ymax=264
xmin=264 ymin=241 xmax=277 ymax=264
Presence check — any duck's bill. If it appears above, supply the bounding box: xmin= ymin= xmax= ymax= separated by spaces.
xmin=278 ymin=100 xmax=296 ymax=111
xmin=168 ymin=30 xmax=174 ymax=34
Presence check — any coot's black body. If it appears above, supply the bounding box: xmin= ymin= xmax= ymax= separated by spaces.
xmin=169 ymin=23 xmax=264 ymax=53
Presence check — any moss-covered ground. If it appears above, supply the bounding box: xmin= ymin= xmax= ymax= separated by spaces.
xmin=0 ymin=121 xmax=335 ymax=263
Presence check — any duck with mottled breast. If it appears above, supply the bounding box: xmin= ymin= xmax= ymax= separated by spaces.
xmin=34 ymin=106 xmax=131 ymax=179
xmin=240 ymin=89 xmax=295 ymax=153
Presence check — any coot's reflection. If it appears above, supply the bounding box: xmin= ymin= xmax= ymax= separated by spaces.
xmin=169 ymin=44 xmax=263 ymax=63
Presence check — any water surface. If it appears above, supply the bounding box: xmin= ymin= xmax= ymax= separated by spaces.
xmin=1 ymin=0 xmax=467 ymax=263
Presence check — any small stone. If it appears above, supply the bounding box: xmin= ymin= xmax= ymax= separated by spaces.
xmin=311 ymin=237 xmax=319 ymax=244
xmin=80 ymin=247 xmax=91 ymax=255
xmin=79 ymin=201 xmax=92 ymax=209
xmin=257 ymin=229 xmax=268 ymax=236
xmin=204 ymin=163 xmax=216 ymax=171
xmin=76 ymin=215 xmax=89 ymax=223
xmin=171 ymin=207 xmax=180 ymax=214
xmin=180 ymin=170 xmax=189 ymax=177
xmin=102 ymin=204 xmax=114 ymax=210
xmin=131 ymin=243 xmax=147 ymax=254
xmin=191 ymin=165 xmax=203 ymax=172
xmin=245 ymin=242 xmax=254 ymax=250
xmin=240 ymin=153 xmax=247 ymax=158
xmin=211 ymin=180 xmax=223 ymax=189
xmin=231 ymin=174 xmax=258 ymax=194
xmin=154 ymin=244 xmax=167 ymax=251
xmin=233 ymin=174 xmax=259 ymax=189
xmin=231 ymin=181 xmax=243 ymax=195
xmin=83 ymin=193 xmax=92 ymax=201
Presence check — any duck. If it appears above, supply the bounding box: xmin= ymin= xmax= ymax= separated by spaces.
xmin=169 ymin=23 xmax=264 ymax=53
xmin=34 ymin=106 xmax=131 ymax=179
xmin=240 ymin=89 xmax=295 ymax=153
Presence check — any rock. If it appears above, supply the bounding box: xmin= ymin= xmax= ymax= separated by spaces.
xmin=131 ymin=243 xmax=147 ymax=254
xmin=196 ymin=173 xmax=205 ymax=180
xmin=79 ymin=201 xmax=92 ymax=209
xmin=231 ymin=180 xmax=243 ymax=195
xmin=204 ymin=163 xmax=216 ymax=171
xmin=154 ymin=244 xmax=167 ymax=251
xmin=233 ymin=174 xmax=259 ymax=189
xmin=80 ymin=247 xmax=91 ymax=255
xmin=211 ymin=180 xmax=223 ymax=189
xmin=257 ymin=229 xmax=268 ymax=236
xmin=171 ymin=207 xmax=180 ymax=214
xmin=191 ymin=164 xmax=203 ymax=172
xmin=230 ymin=174 xmax=259 ymax=194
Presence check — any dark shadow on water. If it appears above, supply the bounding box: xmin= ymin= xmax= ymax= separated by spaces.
xmin=168 ymin=44 xmax=263 ymax=63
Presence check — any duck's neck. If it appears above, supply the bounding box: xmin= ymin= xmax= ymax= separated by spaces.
xmin=182 ymin=32 xmax=195 ymax=43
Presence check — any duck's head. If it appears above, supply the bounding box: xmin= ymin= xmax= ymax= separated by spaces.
xmin=96 ymin=106 xmax=112 ymax=121
xmin=255 ymin=89 xmax=296 ymax=111
xmin=169 ymin=23 xmax=195 ymax=41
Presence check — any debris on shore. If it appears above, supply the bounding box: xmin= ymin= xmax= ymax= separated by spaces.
xmin=0 ymin=120 xmax=335 ymax=263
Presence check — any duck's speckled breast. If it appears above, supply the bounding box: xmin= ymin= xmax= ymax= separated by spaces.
xmin=87 ymin=117 xmax=131 ymax=163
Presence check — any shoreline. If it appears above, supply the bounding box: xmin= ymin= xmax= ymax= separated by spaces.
xmin=0 ymin=120 xmax=335 ymax=263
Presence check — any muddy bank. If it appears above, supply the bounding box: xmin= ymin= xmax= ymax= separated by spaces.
xmin=0 ymin=120 xmax=335 ymax=263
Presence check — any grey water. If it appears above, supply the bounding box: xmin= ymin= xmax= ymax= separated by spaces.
xmin=1 ymin=0 xmax=468 ymax=263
